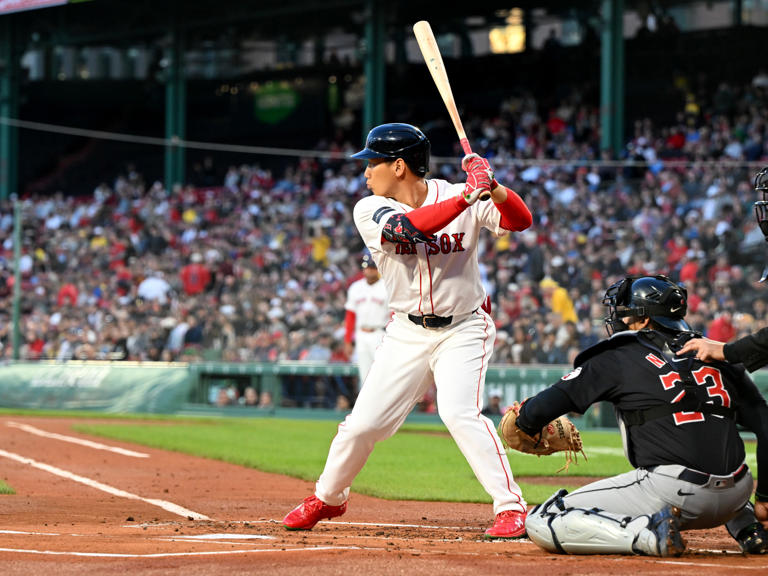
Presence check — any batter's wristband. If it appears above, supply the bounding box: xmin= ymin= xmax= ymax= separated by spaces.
xmin=755 ymin=490 xmax=768 ymax=501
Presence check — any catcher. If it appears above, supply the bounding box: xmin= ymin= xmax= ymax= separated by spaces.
xmin=501 ymin=275 xmax=768 ymax=557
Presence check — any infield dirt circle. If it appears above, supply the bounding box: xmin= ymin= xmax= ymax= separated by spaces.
xmin=0 ymin=415 xmax=765 ymax=575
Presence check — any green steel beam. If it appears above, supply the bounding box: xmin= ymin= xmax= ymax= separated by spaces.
xmin=0 ymin=16 xmax=19 ymax=200
xmin=600 ymin=0 xmax=624 ymax=158
xmin=362 ymin=0 xmax=385 ymax=135
xmin=11 ymin=201 xmax=21 ymax=359
xmin=164 ymin=7 xmax=187 ymax=192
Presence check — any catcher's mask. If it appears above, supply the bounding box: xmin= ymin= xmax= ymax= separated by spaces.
xmin=754 ymin=166 xmax=768 ymax=239
xmin=602 ymin=275 xmax=691 ymax=336
xmin=753 ymin=167 xmax=768 ymax=280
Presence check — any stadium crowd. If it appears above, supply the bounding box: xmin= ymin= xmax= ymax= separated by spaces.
xmin=1 ymin=74 xmax=768 ymax=408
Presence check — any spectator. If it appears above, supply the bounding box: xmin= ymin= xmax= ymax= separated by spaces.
xmin=539 ymin=278 xmax=578 ymax=324
xmin=137 ymin=271 xmax=172 ymax=305
xmin=482 ymin=388 xmax=505 ymax=416
xmin=707 ymin=311 xmax=736 ymax=343
xmin=179 ymin=253 xmax=211 ymax=295
xmin=2 ymin=73 xmax=768 ymax=379
xmin=240 ymin=386 xmax=259 ymax=406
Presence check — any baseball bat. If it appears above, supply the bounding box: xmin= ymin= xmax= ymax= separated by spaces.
xmin=412 ymin=20 xmax=490 ymax=200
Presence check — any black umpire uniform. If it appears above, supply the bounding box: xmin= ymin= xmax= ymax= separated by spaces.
xmin=724 ymin=327 xmax=768 ymax=372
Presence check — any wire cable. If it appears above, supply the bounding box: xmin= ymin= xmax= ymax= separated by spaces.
xmin=1 ymin=116 xmax=765 ymax=169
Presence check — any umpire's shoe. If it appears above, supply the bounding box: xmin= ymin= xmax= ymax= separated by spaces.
xmin=736 ymin=523 xmax=768 ymax=554
xmin=649 ymin=506 xmax=686 ymax=557
xmin=484 ymin=509 xmax=527 ymax=539
xmin=283 ymin=495 xmax=347 ymax=530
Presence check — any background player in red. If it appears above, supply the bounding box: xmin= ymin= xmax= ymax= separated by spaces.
xmin=518 ymin=275 xmax=767 ymax=556
xmin=283 ymin=122 xmax=533 ymax=538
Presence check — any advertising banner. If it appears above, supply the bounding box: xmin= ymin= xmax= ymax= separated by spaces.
xmin=0 ymin=362 xmax=190 ymax=413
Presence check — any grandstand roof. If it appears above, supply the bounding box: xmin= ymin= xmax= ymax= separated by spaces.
xmin=6 ymin=0 xmax=711 ymax=50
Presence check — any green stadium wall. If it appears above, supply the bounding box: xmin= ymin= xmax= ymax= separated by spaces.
xmin=1 ymin=361 xmax=767 ymax=428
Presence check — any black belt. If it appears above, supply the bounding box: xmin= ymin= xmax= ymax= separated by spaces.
xmin=679 ymin=464 xmax=749 ymax=486
xmin=648 ymin=464 xmax=749 ymax=486
xmin=407 ymin=313 xmax=453 ymax=329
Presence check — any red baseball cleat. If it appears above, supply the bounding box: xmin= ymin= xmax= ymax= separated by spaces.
xmin=283 ymin=495 xmax=348 ymax=530
xmin=484 ymin=509 xmax=527 ymax=539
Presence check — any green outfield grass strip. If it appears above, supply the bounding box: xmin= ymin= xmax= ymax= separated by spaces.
xmin=68 ymin=417 xmax=749 ymax=506
xmin=0 ymin=480 xmax=15 ymax=495
xmin=1 ymin=412 xmax=748 ymax=506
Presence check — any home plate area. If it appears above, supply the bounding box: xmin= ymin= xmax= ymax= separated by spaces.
xmin=0 ymin=417 xmax=766 ymax=575
xmin=0 ymin=518 xmax=530 ymax=558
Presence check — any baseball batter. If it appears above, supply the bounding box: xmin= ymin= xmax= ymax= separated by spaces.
xmin=518 ymin=275 xmax=768 ymax=556
xmin=344 ymin=254 xmax=390 ymax=387
xmin=283 ymin=122 xmax=533 ymax=537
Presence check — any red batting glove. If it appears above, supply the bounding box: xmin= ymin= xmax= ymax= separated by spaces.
xmin=461 ymin=154 xmax=494 ymax=204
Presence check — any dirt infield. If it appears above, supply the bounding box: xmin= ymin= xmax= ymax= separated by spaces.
xmin=0 ymin=416 xmax=765 ymax=575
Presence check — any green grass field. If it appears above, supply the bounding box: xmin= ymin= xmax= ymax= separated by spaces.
xmin=70 ymin=417 xmax=759 ymax=505
xmin=0 ymin=480 xmax=15 ymax=494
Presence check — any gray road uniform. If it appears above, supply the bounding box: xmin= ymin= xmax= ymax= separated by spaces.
xmin=519 ymin=328 xmax=767 ymax=555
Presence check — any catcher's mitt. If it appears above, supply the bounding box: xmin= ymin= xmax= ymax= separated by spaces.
xmin=498 ymin=403 xmax=586 ymax=473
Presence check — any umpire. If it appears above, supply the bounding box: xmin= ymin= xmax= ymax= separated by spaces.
xmin=518 ymin=275 xmax=768 ymax=556
xmin=679 ymin=165 xmax=768 ymax=373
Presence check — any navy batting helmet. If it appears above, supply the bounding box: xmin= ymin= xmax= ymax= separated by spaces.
xmin=602 ymin=275 xmax=691 ymax=336
xmin=351 ymin=123 xmax=430 ymax=177
xmin=361 ymin=253 xmax=377 ymax=269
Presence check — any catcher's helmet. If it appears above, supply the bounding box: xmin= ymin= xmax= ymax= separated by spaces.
xmin=351 ymin=123 xmax=430 ymax=177
xmin=754 ymin=166 xmax=768 ymax=241
xmin=602 ymin=275 xmax=691 ymax=336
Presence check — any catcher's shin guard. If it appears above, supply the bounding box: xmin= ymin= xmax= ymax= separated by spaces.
xmin=526 ymin=499 xmax=684 ymax=556
xmin=527 ymin=488 xmax=568 ymax=517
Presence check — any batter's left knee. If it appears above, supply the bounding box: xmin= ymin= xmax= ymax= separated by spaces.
xmin=340 ymin=413 xmax=393 ymax=442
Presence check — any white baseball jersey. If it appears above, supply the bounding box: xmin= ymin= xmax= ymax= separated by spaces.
xmin=315 ymin=178 xmax=526 ymax=516
xmin=352 ymin=179 xmax=507 ymax=317
xmin=345 ymin=277 xmax=390 ymax=331
xmin=345 ymin=276 xmax=390 ymax=382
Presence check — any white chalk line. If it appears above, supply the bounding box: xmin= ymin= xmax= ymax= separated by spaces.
xmin=6 ymin=421 xmax=149 ymax=458
xmin=0 ymin=448 xmax=209 ymax=521
xmin=0 ymin=545 xmax=363 ymax=558
xmin=0 ymin=529 xmax=60 ymax=536
xmin=326 ymin=519 xmax=479 ymax=530
xmin=2 ymin=529 xmax=757 ymax=564
xmin=153 ymin=538 xmax=274 ymax=547
xmin=167 ymin=533 xmax=275 ymax=540
xmin=654 ymin=559 xmax=767 ymax=569
xmin=689 ymin=548 xmax=743 ymax=555
xmin=233 ymin=518 xmax=481 ymax=531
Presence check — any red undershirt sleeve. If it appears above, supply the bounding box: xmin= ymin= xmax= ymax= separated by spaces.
xmin=344 ymin=310 xmax=356 ymax=343
xmin=396 ymin=183 xmax=531 ymax=237
xmin=494 ymin=186 xmax=532 ymax=231
xmin=406 ymin=196 xmax=469 ymax=236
